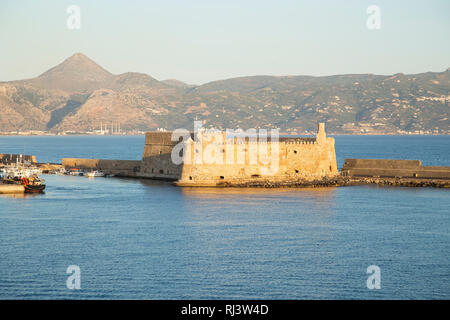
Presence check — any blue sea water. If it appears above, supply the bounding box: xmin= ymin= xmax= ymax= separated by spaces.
xmin=0 ymin=135 xmax=449 ymax=299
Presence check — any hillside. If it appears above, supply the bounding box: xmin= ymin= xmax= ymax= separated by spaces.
xmin=0 ymin=53 xmax=448 ymax=134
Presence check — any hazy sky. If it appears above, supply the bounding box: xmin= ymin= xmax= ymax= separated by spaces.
xmin=1 ymin=0 xmax=449 ymax=84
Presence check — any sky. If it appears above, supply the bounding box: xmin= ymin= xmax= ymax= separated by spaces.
xmin=0 ymin=0 xmax=449 ymax=85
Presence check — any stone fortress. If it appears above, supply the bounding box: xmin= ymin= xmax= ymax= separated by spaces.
xmin=139 ymin=123 xmax=338 ymax=186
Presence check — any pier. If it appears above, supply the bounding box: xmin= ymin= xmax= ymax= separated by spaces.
xmin=341 ymin=159 xmax=450 ymax=180
xmin=0 ymin=185 xmax=25 ymax=194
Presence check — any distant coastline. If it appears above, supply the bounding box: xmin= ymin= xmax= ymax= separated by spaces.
xmin=0 ymin=53 xmax=448 ymax=135
xmin=1 ymin=131 xmax=448 ymax=137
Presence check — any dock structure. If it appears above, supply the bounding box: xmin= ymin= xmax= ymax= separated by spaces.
xmin=0 ymin=185 xmax=25 ymax=194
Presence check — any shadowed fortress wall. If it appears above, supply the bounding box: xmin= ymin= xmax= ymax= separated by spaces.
xmin=139 ymin=132 xmax=185 ymax=180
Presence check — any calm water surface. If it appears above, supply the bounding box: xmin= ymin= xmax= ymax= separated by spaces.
xmin=0 ymin=135 xmax=449 ymax=299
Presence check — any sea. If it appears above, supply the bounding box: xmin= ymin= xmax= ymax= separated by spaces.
xmin=0 ymin=135 xmax=449 ymax=299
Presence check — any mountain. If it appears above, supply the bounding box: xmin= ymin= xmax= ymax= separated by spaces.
xmin=28 ymin=53 xmax=114 ymax=92
xmin=0 ymin=53 xmax=448 ymax=134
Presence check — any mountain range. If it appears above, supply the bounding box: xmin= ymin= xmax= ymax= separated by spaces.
xmin=0 ymin=53 xmax=448 ymax=134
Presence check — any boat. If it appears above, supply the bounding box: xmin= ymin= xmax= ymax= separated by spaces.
xmin=69 ymin=168 xmax=84 ymax=176
xmin=22 ymin=175 xmax=46 ymax=193
xmin=57 ymin=168 xmax=69 ymax=175
xmin=1 ymin=167 xmax=46 ymax=193
xmin=86 ymin=170 xmax=105 ymax=177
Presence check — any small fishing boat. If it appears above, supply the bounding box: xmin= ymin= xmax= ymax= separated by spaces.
xmin=86 ymin=170 xmax=105 ymax=177
xmin=57 ymin=168 xmax=69 ymax=175
xmin=69 ymin=168 xmax=84 ymax=176
xmin=1 ymin=168 xmax=46 ymax=194
xmin=21 ymin=175 xmax=46 ymax=193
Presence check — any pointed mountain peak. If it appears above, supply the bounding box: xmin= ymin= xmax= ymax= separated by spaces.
xmin=62 ymin=52 xmax=96 ymax=64
xmin=34 ymin=53 xmax=114 ymax=92
xmin=69 ymin=52 xmax=89 ymax=58
xmin=39 ymin=53 xmax=112 ymax=79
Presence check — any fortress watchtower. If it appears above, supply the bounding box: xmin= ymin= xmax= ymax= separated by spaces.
xmin=316 ymin=123 xmax=326 ymax=144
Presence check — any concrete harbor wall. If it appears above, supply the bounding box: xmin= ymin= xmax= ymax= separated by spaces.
xmin=62 ymin=158 xmax=141 ymax=177
xmin=341 ymin=159 xmax=450 ymax=179
xmin=0 ymin=185 xmax=25 ymax=194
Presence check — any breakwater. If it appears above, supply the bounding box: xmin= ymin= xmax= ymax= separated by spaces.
xmin=341 ymin=159 xmax=450 ymax=180
xmin=61 ymin=158 xmax=141 ymax=177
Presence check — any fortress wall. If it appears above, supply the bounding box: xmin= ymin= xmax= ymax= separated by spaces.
xmin=0 ymin=153 xmax=37 ymax=164
xmin=281 ymin=123 xmax=338 ymax=178
xmin=62 ymin=158 xmax=141 ymax=177
xmin=178 ymin=135 xmax=261 ymax=183
xmin=177 ymin=124 xmax=338 ymax=186
xmin=139 ymin=153 xmax=181 ymax=180
xmin=281 ymin=137 xmax=338 ymax=178
xmin=139 ymin=132 xmax=183 ymax=180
